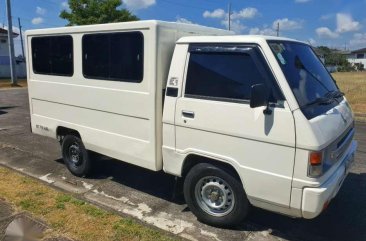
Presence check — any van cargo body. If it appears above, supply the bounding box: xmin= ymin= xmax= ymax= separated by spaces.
xmin=26 ymin=20 xmax=357 ymax=227
xmin=26 ymin=20 xmax=231 ymax=171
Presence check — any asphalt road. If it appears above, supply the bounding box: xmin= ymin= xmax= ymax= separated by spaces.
xmin=0 ymin=88 xmax=365 ymax=241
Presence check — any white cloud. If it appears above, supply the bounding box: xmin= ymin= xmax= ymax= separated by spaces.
xmin=316 ymin=27 xmax=339 ymax=39
xmin=203 ymin=9 xmax=226 ymax=19
xmin=350 ymin=33 xmax=366 ymax=48
xmin=203 ymin=7 xmax=259 ymax=20
xmin=32 ymin=17 xmax=44 ymax=25
xmin=272 ymin=18 xmax=303 ymax=31
xmin=61 ymin=1 xmax=70 ymax=10
xmin=295 ymin=0 xmax=311 ymax=3
xmin=221 ymin=20 xmax=246 ymax=33
xmin=232 ymin=8 xmax=259 ymax=20
xmin=124 ymin=0 xmax=155 ymax=10
xmin=308 ymin=38 xmax=317 ymax=45
xmin=249 ymin=27 xmax=276 ymax=36
xmin=36 ymin=6 xmax=46 ymax=15
xmin=336 ymin=13 xmax=361 ymax=33
xmin=176 ymin=17 xmax=193 ymax=24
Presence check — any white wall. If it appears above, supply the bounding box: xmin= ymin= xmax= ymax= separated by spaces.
xmin=347 ymin=57 xmax=366 ymax=68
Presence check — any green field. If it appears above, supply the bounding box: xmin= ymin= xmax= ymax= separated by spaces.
xmin=333 ymin=72 xmax=366 ymax=115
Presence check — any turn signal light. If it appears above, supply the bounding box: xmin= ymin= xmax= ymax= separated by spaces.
xmin=310 ymin=152 xmax=323 ymax=166
xmin=308 ymin=151 xmax=324 ymax=177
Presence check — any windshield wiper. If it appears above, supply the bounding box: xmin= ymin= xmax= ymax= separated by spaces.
xmin=301 ymin=96 xmax=335 ymax=109
xmin=325 ymin=90 xmax=344 ymax=99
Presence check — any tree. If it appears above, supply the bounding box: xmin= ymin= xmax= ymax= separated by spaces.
xmin=60 ymin=0 xmax=139 ymax=26
xmin=315 ymin=46 xmax=354 ymax=71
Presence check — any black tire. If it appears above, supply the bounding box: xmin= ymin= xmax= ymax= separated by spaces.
xmin=61 ymin=135 xmax=91 ymax=177
xmin=183 ymin=163 xmax=249 ymax=227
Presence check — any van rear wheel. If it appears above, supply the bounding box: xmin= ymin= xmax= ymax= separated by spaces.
xmin=184 ymin=163 xmax=249 ymax=227
xmin=61 ymin=135 xmax=91 ymax=177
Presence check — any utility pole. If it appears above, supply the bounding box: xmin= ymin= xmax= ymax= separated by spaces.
xmin=276 ymin=22 xmax=280 ymax=37
xmin=18 ymin=18 xmax=25 ymax=61
xmin=6 ymin=0 xmax=17 ymax=86
xmin=227 ymin=3 xmax=231 ymax=31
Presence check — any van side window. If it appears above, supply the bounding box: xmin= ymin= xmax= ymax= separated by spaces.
xmin=31 ymin=35 xmax=73 ymax=76
xmin=185 ymin=48 xmax=281 ymax=103
xmin=82 ymin=32 xmax=143 ymax=83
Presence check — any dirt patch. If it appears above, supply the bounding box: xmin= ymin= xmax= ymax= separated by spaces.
xmin=0 ymin=79 xmax=27 ymax=89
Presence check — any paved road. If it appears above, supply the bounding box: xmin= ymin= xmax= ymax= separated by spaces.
xmin=1 ymin=88 xmax=365 ymax=241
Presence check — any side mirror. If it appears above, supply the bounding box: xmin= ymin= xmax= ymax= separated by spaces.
xmin=250 ymin=84 xmax=272 ymax=114
xmin=250 ymin=84 xmax=269 ymax=108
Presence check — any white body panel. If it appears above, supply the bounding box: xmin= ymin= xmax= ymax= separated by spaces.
xmin=26 ymin=20 xmax=231 ymax=171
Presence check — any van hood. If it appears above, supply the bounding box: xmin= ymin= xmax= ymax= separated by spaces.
xmin=294 ymin=99 xmax=354 ymax=150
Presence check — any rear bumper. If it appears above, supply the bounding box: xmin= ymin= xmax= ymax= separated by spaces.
xmin=301 ymin=140 xmax=357 ymax=219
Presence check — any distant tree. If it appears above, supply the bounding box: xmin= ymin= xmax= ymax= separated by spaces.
xmin=315 ymin=46 xmax=354 ymax=71
xmin=60 ymin=0 xmax=139 ymax=26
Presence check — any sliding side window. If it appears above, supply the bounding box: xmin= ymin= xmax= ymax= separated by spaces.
xmin=32 ymin=35 xmax=73 ymax=76
xmin=82 ymin=32 xmax=143 ymax=83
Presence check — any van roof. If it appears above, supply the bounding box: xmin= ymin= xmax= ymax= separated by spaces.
xmin=177 ymin=35 xmax=306 ymax=45
xmin=25 ymin=20 xmax=232 ymax=36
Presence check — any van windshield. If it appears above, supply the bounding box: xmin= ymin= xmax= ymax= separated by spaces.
xmin=268 ymin=41 xmax=341 ymax=119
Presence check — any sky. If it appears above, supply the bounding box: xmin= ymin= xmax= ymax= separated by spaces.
xmin=1 ymin=0 xmax=366 ymax=56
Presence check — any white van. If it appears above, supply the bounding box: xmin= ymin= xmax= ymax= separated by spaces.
xmin=26 ymin=20 xmax=357 ymax=227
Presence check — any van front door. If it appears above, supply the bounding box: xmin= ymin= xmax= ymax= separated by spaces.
xmin=175 ymin=44 xmax=296 ymax=207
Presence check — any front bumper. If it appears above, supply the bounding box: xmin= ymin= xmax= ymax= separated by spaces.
xmin=301 ymin=140 xmax=357 ymax=219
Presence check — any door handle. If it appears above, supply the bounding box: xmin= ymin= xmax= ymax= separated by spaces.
xmin=182 ymin=110 xmax=195 ymax=119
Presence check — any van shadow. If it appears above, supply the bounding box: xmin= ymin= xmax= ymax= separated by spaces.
xmin=60 ymin=155 xmax=366 ymax=241
xmin=0 ymin=106 xmax=17 ymax=116
xmin=87 ymin=156 xmax=185 ymax=205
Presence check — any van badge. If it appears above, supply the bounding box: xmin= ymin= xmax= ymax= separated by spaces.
xmin=169 ymin=77 xmax=178 ymax=86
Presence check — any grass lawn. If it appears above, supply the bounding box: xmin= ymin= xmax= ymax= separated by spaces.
xmin=0 ymin=79 xmax=27 ymax=89
xmin=332 ymin=72 xmax=366 ymax=115
xmin=0 ymin=166 xmax=178 ymax=241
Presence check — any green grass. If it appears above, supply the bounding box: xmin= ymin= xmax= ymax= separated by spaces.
xmin=0 ymin=166 xmax=178 ymax=241
xmin=333 ymin=72 xmax=366 ymax=117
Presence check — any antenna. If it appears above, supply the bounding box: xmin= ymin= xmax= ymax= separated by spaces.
xmin=228 ymin=3 xmax=232 ymax=31
xmin=276 ymin=22 xmax=280 ymax=37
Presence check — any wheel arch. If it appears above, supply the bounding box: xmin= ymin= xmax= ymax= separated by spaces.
xmin=181 ymin=154 xmax=245 ymax=190
xmin=56 ymin=126 xmax=81 ymax=143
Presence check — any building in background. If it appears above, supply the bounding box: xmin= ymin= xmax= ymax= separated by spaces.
xmin=0 ymin=27 xmax=26 ymax=78
xmin=346 ymin=48 xmax=366 ymax=71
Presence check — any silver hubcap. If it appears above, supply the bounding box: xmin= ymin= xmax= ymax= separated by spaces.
xmin=195 ymin=176 xmax=235 ymax=217
xmin=69 ymin=143 xmax=81 ymax=166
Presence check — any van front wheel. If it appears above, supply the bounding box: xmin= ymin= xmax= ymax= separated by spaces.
xmin=61 ymin=135 xmax=91 ymax=177
xmin=184 ymin=163 xmax=249 ymax=227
